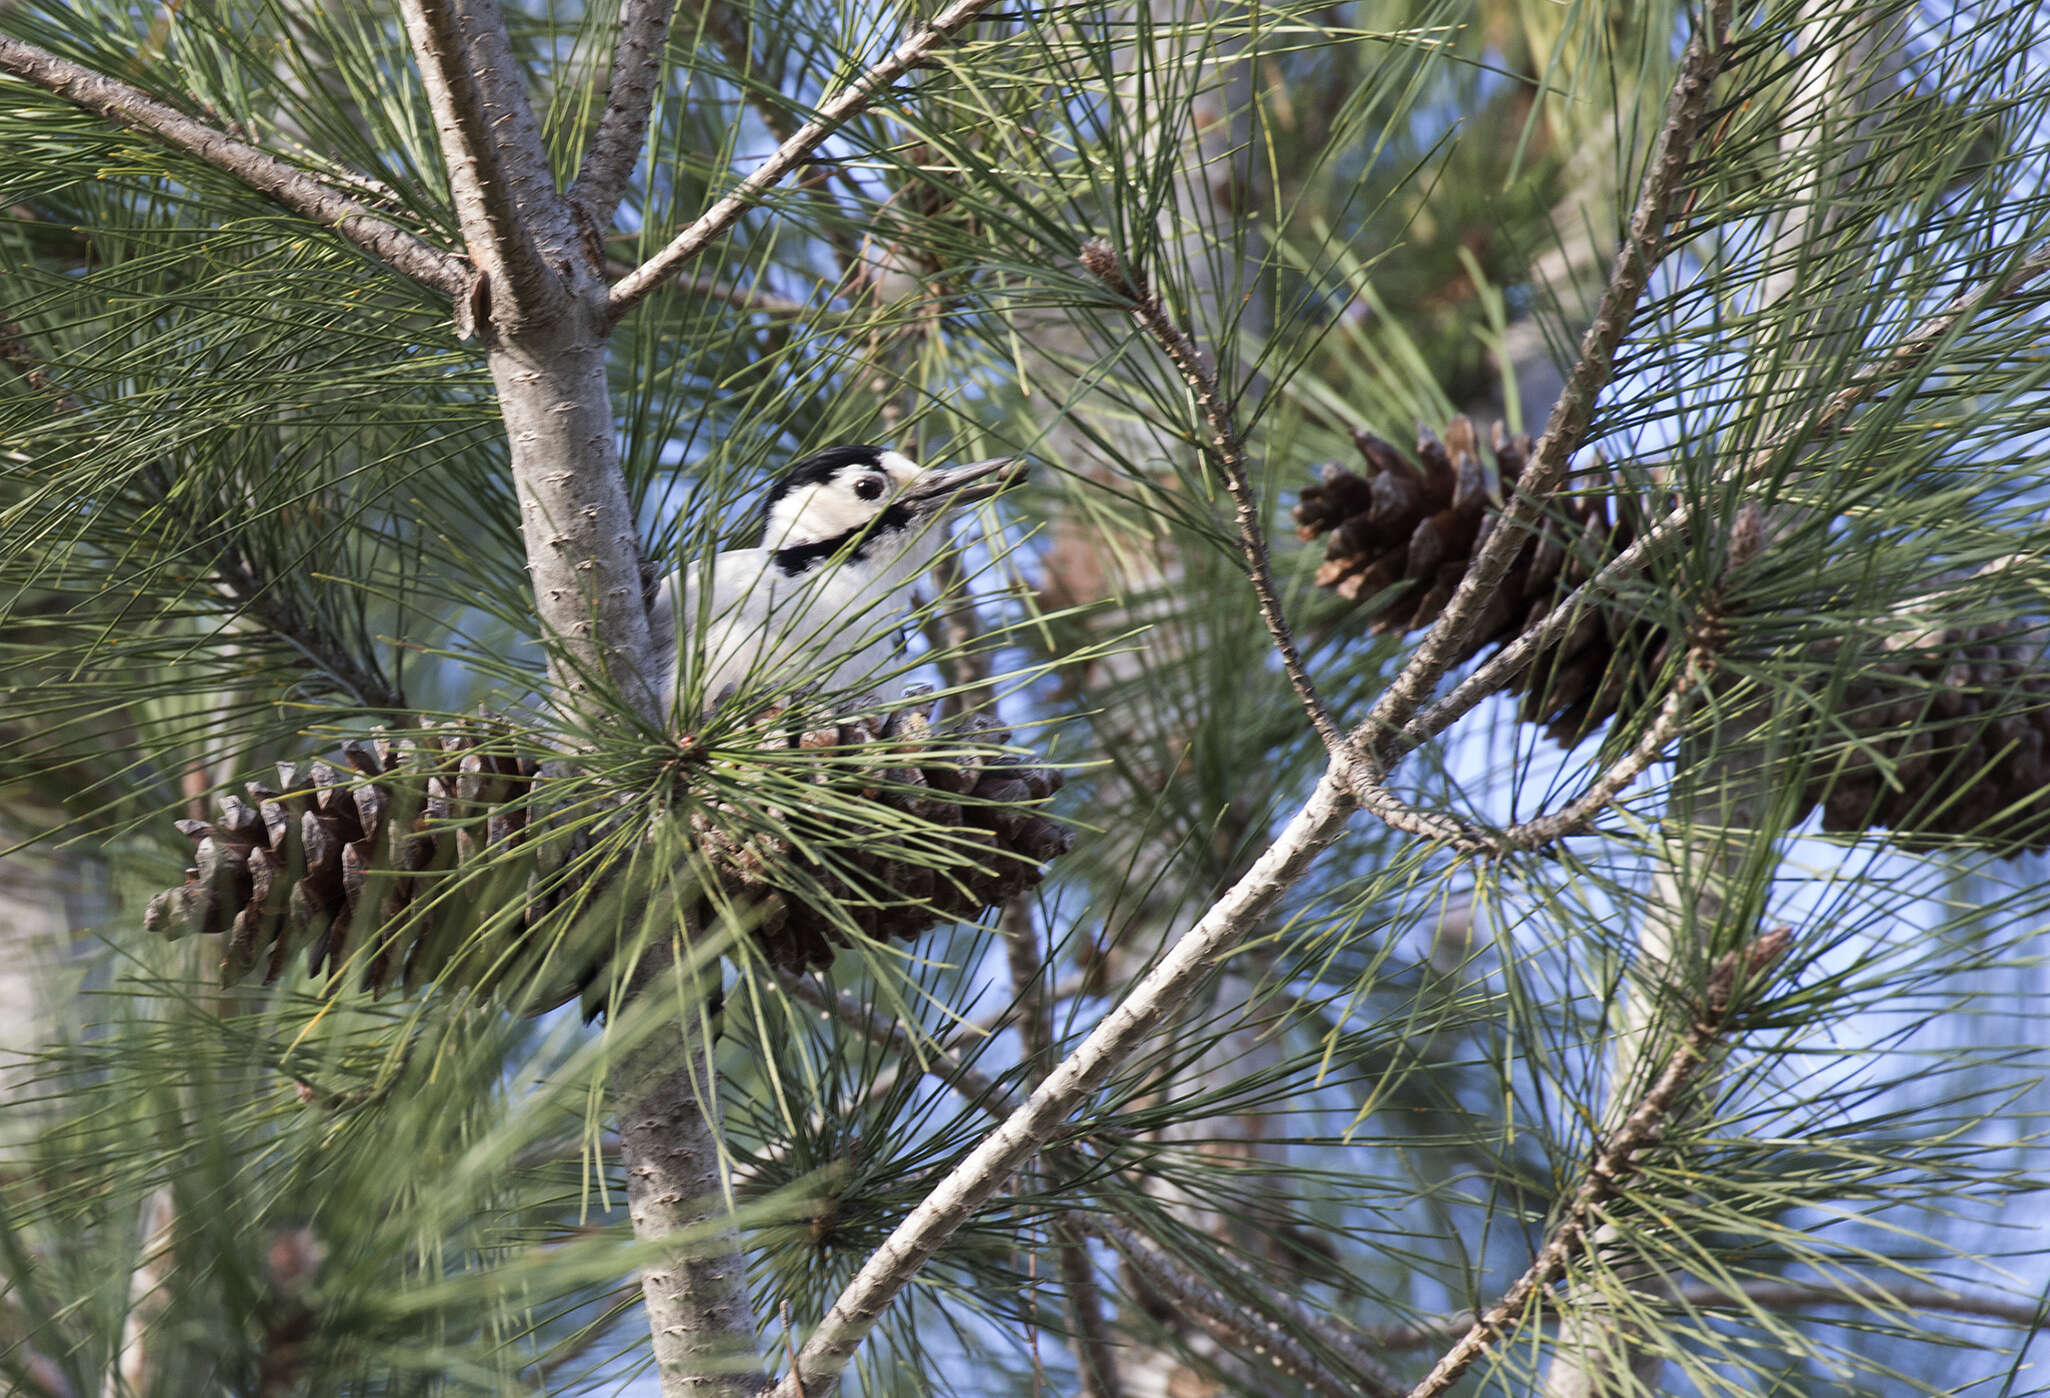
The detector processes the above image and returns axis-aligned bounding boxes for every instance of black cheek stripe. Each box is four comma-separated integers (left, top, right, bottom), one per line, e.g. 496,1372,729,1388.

771,503,913,577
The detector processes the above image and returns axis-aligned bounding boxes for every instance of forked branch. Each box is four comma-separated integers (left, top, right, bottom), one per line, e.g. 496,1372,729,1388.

1363,0,1733,753
1400,239,2050,758
1074,241,1495,850
1079,241,1711,855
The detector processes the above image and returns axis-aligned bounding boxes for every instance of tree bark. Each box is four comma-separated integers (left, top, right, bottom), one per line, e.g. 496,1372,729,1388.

485,299,660,714
396,7,757,1393
614,952,763,1396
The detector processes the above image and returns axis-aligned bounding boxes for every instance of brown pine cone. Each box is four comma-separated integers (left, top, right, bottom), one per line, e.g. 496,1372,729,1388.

1296,419,2050,852
1295,415,1663,742
1801,622,2050,851
146,702,1070,1005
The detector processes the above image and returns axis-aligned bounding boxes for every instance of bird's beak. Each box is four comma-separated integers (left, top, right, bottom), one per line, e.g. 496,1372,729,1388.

902,457,1027,512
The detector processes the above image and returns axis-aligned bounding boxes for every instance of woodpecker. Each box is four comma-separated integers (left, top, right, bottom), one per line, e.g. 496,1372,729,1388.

652,445,1023,716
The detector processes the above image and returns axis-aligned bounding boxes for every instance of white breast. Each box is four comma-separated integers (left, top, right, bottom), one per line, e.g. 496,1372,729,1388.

652,535,939,717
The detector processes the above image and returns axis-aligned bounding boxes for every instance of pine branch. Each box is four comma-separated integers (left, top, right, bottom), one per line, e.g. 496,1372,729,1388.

1399,238,2050,759
784,971,1401,1398
1363,0,1733,756
1086,1216,1403,1398
1075,240,1348,760
1403,927,1794,1398
0,36,467,297
395,7,745,1393
1049,1219,1121,1398
762,769,1360,1397
607,0,1001,319
571,0,680,227
399,0,580,326
0,323,405,712
1364,1280,2050,1349
685,0,868,277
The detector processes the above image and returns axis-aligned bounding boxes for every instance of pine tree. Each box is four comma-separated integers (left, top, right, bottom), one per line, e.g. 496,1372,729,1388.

5,2,2050,1397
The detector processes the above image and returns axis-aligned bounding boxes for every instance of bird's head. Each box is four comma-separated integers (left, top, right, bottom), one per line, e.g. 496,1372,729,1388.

757,445,1023,562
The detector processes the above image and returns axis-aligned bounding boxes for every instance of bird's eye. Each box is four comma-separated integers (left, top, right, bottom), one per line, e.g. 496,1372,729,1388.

854,475,885,501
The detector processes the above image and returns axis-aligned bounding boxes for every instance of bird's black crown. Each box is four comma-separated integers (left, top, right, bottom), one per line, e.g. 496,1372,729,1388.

758,444,887,529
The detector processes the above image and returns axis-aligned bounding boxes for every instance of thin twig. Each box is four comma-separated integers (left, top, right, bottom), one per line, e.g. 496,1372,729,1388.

602,265,836,319
1667,1280,2050,1331
781,975,1008,1106
609,0,1001,318
1402,927,1793,1398
1494,643,1709,851
1049,1218,1122,1398
1076,240,1347,759
686,0,868,276
920,551,999,721
1363,0,1732,759
1806,242,2050,441
570,0,680,226
0,36,467,297
1087,1216,1403,1398
777,1302,801,1390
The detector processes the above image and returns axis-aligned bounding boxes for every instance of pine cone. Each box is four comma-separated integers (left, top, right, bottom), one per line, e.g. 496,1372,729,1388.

687,698,1070,976
1296,418,2050,852
1802,621,2050,851
146,703,1069,1005
1295,415,1663,742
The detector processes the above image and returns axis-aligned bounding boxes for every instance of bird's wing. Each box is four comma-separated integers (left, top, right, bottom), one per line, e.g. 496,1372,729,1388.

654,550,778,713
